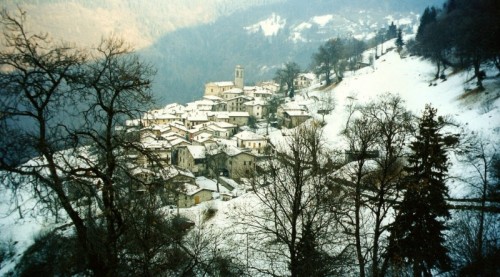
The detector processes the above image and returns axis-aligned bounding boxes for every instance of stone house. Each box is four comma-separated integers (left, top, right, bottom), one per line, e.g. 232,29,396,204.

244,98,267,119
283,110,311,128
226,95,252,112
294,73,315,89
222,146,257,180
178,176,231,207
178,185,213,208
234,130,267,154
177,145,206,175
227,150,256,180
244,86,273,99
257,81,280,93
184,112,209,129
222,88,244,101
228,111,249,126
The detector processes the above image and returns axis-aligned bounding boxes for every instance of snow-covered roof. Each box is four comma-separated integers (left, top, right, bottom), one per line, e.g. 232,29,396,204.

244,86,258,91
187,112,209,122
244,98,267,106
208,81,234,87
187,145,206,159
281,101,308,111
203,95,223,101
170,122,189,131
207,125,228,133
142,140,172,149
213,121,237,129
215,138,238,148
164,103,185,111
186,100,215,112
125,119,142,126
194,135,215,144
215,112,230,119
297,72,316,80
253,90,272,95
223,145,254,157
155,113,178,120
219,176,240,190
161,165,195,180
195,176,230,193
131,166,154,177
285,110,310,117
224,88,244,94
170,137,190,146
234,130,266,141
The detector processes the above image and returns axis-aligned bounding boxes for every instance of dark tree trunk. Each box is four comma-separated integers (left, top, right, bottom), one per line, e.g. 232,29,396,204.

473,58,484,90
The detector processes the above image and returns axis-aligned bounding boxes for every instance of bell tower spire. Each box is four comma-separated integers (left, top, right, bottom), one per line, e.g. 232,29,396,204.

235,65,244,89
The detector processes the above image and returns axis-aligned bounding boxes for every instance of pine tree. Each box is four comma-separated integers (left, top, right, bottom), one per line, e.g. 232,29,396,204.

386,105,452,277
416,7,437,44
395,29,404,54
386,22,398,39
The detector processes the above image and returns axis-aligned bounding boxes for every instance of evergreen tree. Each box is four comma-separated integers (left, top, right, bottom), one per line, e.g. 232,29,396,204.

416,7,437,44
295,223,331,276
386,22,398,39
395,28,404,54
386,105,452,277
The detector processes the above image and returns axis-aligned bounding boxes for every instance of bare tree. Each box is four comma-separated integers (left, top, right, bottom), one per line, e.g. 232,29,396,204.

240,121,352,276
317,92,335,124
361,94,414,277
341,106,379,277
340,93,415,277
0,8,102,273
0,10,162,275
452,133,500,274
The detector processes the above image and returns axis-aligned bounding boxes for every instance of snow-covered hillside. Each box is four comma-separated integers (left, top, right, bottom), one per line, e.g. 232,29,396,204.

245,11,421,42
181,46,500,274
1,44,498,274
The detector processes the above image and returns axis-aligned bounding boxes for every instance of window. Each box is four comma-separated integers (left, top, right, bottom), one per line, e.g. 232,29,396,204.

243,161,246,165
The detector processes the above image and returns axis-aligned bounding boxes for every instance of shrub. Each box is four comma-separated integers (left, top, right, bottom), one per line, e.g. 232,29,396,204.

15,230,87,277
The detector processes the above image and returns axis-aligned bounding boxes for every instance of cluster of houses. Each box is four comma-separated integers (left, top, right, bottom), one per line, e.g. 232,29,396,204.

126,65,315,208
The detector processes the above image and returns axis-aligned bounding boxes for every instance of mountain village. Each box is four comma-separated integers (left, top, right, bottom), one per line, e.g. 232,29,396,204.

126,65,316,208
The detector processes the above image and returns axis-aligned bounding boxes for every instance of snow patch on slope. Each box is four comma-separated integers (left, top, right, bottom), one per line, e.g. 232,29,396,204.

290,22,313,42
312,14,334,27
244,13,286,37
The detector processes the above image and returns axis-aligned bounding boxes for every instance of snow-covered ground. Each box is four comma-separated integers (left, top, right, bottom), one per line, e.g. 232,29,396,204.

1,44,499,274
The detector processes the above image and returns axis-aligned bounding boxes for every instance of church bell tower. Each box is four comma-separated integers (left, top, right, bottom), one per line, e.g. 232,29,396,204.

235,65,244,89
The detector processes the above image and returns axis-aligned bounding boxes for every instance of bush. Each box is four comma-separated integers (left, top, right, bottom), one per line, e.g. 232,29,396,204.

15,230,87,277
0,239,16,264
203,207,218,222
